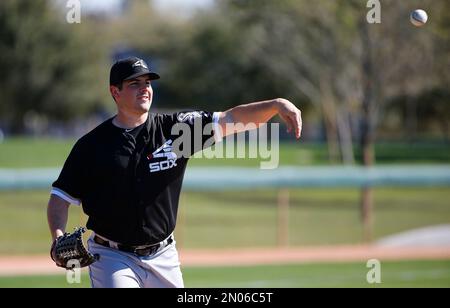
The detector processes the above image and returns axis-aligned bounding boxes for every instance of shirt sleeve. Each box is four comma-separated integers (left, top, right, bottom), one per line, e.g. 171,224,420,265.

158,111,221,158
51,139,87,205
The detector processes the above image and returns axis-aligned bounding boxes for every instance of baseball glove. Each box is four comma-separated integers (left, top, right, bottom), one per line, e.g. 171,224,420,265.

50,227,99,269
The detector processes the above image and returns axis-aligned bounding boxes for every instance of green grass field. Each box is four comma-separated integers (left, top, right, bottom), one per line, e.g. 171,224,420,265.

1,138,449,288
1,187,450,254
0,259,449,288
1,138,449,168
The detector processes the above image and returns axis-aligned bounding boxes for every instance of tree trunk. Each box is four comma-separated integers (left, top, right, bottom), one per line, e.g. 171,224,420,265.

321,82,341,164
336,107,355,165
323,109,340,164
361,187,373,242
359,20,378,243
277,189,290,247
9,112,26,135
406,96,417,143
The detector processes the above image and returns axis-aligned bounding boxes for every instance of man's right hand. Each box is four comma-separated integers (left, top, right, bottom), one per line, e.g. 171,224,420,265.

50,236,65,267
47,194,70,267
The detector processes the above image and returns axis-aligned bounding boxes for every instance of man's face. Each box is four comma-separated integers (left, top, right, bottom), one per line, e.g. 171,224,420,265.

111,75,153,114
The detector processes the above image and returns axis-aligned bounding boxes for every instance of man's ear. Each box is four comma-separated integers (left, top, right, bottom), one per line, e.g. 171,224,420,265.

110,85,120,101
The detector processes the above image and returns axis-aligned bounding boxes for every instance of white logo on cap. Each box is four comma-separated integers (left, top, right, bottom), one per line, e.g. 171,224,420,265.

132,60,148,69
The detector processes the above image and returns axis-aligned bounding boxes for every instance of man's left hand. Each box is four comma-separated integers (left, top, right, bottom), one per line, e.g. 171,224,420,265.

276,99,302,139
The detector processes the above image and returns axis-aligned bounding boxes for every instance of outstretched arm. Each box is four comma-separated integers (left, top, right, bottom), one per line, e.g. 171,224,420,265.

216,98,302,139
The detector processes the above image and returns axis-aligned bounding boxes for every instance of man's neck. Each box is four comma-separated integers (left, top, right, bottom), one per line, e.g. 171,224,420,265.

113,112,148,129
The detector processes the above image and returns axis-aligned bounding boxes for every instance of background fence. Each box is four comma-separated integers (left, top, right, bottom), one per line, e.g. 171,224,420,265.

2,165,450,190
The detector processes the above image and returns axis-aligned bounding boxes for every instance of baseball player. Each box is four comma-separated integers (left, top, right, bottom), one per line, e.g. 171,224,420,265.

47,56,302,288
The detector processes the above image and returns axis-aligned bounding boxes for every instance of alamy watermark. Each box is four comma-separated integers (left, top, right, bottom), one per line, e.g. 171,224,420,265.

366,0,381,24
366,259,382,284
65,1,381,25
66,0,81,24
167,121,280,170
66,259,81,284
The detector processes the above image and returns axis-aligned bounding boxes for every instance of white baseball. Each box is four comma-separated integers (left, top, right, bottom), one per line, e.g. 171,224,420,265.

410,9,428,27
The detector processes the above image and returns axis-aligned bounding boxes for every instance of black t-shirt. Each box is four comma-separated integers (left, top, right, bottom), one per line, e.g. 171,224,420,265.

52,111,218,245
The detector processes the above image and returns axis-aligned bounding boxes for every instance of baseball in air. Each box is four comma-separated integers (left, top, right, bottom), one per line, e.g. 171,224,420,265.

410,9,428,27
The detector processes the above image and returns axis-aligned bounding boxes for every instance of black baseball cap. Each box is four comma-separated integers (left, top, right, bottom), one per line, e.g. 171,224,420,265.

109,57,160,86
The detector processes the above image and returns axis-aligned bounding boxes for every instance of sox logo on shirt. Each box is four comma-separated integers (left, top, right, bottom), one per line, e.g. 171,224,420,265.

147,139,178,173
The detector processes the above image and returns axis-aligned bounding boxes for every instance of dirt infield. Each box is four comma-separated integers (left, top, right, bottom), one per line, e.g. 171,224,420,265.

1,245,450,276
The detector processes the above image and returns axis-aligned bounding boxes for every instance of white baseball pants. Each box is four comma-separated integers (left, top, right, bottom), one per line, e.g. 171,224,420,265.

87,236,184,288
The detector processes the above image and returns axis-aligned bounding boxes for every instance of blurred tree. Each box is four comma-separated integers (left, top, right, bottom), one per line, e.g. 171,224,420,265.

0,0,109,134
386,88,450,140
151,6,296,111
1,0,446,141
207,0,360,163
348,0,449,240
380,0,450,142
198,0,447,241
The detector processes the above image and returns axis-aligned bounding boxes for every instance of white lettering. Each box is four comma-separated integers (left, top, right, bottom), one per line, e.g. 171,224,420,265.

366,259,382,283
66,0,81,24
171,121,281,170
66,259,81,284
366,0,381,24
259,123,279,169
178,292,211,305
